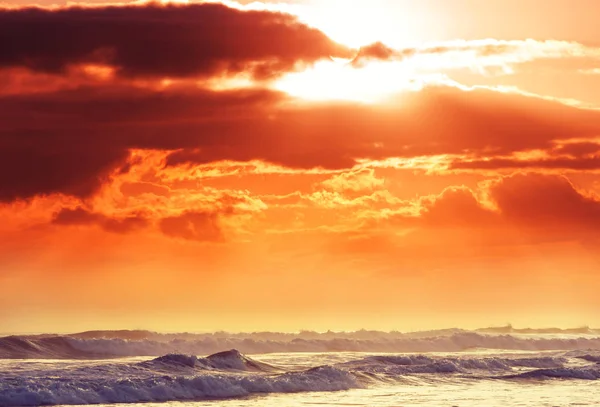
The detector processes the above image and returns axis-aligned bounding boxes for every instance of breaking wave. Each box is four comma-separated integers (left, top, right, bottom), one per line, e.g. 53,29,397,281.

1,348,600,406
502,367,600,380
139,350,280,372
0,350,358,407
2,329,600,359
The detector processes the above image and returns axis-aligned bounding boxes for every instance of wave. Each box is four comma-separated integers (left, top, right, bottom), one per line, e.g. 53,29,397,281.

501,367,600,380
69,330,158,341
2,349,600,406
576,354,600,363
3,331,600,359
338,354,568,377
139,350,280,372
203,349,280,372
0,350,358,407
0,367,358,406
0,336,107,359
477,324,600,335
328,353,600,382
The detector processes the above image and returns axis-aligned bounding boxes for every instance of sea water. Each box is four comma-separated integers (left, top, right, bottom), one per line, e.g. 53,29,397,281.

1,330,600,406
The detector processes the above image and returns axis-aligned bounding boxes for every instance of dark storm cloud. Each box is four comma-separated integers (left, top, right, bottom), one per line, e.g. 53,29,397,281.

0,2,350,78
0,86,280,202
0,141,129,202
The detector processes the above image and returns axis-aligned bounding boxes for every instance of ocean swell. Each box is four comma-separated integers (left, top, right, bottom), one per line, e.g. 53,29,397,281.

2,330,600,359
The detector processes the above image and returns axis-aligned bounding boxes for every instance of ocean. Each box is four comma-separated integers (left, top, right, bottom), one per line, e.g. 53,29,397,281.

1,329,600,406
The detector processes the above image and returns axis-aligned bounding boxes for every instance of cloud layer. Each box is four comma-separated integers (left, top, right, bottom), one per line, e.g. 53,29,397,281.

2,81,600,201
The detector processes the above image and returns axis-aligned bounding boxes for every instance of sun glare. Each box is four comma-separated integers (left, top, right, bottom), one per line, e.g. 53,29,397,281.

298,0,422,48
274,59,451,103
264,0,435,102
274,60,418,102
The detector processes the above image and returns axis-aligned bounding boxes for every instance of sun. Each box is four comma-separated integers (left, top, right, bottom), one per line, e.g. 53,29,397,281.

265,0,432,102
298,0,421,49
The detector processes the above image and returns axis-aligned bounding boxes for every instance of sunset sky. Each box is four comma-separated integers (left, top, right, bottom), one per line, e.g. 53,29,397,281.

1,0,600,334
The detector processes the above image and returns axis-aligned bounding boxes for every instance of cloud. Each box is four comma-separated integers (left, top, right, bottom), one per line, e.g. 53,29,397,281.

351,39,600,70
555,141,600,157
320,173,600,265
0,2,350,79
47,180,267,242
52,207,149,233
450,142,600,171
0,142,129,203
489,173,600,230
450,156,600,171
0,86,278,202
120,182,171,197
2,82,600,202
351,42,396,66
417,186,498,227
400,173,600,236
159,211,225,242
161,85,600,169
319,168,384,193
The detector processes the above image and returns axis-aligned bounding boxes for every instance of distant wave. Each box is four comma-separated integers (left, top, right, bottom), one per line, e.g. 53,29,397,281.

1,349,600,406
476,324,599,335
2,330,600,359
51,326,600,342
0,336,105,359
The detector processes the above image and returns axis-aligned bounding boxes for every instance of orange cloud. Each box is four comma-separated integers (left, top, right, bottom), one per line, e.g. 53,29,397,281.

350,39,600,74
52,207,149,234
159,211,225,242
319,168,384,193
417,186,499,228
449,141,600,172
383,173,600,244
2,82,600,202
489,173,600,231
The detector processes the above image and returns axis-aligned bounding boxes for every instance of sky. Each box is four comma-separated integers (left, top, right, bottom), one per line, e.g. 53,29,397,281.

1,0,600,333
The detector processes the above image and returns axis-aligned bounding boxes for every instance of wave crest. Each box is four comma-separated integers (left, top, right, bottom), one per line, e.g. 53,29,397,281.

503,367,600,380
139,350,279,373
